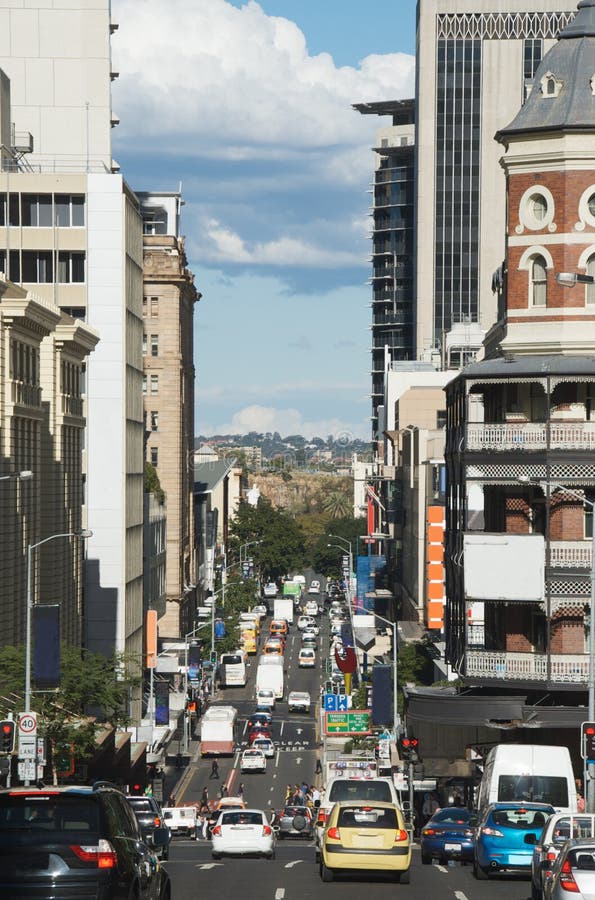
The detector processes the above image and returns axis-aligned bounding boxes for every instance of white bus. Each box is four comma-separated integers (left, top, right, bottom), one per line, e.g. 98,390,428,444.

219,651,247,688
200,705,238,756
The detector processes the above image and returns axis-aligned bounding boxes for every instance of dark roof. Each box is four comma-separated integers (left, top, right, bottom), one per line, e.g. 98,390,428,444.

498,0,595,139
353,99,415,125
193,459,234,493
456,354,595,382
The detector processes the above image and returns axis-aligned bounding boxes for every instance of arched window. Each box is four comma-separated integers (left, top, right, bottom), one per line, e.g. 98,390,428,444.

531,255,547,306
587,255,595,306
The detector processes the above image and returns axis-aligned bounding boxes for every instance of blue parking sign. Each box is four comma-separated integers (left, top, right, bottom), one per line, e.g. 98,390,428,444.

337,695,348,711
324,693,338,711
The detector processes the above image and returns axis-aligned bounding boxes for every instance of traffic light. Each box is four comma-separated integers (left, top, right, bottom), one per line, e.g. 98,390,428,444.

0,720,15,754
582,721,595,761
399,736,420,764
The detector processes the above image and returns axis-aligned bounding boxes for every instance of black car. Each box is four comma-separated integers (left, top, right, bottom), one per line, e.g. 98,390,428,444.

0,783,171,899
126,795,171,860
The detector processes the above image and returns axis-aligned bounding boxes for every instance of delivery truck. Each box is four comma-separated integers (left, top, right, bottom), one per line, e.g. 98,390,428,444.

274,596,294,625
200,705,238,756
256,661,284,700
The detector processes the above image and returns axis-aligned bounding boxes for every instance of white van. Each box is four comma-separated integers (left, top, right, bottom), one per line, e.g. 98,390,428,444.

256,662,284,700
476,744,577,813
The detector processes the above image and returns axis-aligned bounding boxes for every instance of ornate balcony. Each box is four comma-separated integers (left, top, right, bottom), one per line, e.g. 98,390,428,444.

61,394,83,417
466,422,595,452
465,649,588,684
549,541,591,568
11,381,41,408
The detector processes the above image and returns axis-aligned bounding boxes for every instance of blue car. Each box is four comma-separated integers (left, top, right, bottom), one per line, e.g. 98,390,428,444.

474,801,554,880
421,807,475,864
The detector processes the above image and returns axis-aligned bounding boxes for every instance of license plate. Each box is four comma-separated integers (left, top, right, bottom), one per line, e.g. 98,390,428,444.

444,843,462,853
509,854,528,865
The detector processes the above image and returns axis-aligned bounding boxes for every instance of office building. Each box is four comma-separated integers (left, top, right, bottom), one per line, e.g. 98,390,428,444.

138,190,199,637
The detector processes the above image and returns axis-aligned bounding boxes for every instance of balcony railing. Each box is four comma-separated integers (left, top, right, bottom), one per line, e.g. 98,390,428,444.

466,422,595,452
61,394,83,417
11,381,41,407
465,649,588,683
549,540,592,568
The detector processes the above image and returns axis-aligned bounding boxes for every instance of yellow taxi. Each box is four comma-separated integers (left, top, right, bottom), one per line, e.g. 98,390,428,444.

262,640,283,656
269,618,288,637
320,801,411,883
240,628,257,654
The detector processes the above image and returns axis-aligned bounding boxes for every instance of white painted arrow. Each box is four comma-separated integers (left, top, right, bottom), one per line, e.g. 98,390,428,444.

296,757,302,764
284,860,303,869
197,863,223,869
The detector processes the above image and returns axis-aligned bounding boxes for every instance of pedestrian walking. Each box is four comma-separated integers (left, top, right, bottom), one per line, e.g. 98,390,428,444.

284,784,292,804
219,784,228,799
210,759,219,779
199,787,210,813
315,757,323,775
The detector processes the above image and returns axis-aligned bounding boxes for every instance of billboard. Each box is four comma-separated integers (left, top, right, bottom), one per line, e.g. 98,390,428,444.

463,533,545,601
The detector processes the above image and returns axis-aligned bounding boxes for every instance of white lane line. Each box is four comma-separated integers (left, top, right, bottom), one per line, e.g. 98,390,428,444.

275,749,280,768
232,749,240,770
284,860,302,869
280,720,285,737
198,863,223,869
454,893,470,900
275,890,285,900
270,785,274,791
272,773,277,779
435,864,448,873
242,719,248,736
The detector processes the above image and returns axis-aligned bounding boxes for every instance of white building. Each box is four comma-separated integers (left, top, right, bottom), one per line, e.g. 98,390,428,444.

0,2,145,717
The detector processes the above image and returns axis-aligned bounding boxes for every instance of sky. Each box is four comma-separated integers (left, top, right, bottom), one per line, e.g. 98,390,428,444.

112,0,417,441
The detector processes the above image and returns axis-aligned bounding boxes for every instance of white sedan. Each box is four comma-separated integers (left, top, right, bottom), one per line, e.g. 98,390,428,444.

297,615,316,631
298,648,316,668
251,737,275,758
304,600,320,617
240,749,267,773
211,808,275,859
308,580,321,594
288,691,311,712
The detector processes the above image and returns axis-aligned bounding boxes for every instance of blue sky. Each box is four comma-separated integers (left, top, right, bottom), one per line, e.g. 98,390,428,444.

112,0,417,440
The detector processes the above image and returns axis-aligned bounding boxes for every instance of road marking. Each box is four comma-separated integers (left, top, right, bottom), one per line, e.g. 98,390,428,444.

454,893,470,900
198,863,223,869
272,773,277,779
435,864,448,873
284,860,303,868
270,785,274,791
275,890,285,899
296,757,302,764
275,749,280,768
242,719,248,736
280,720,285,737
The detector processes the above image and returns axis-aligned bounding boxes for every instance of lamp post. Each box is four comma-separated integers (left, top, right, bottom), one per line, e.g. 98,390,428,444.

24,528,92,786
520,475,595,811
556,272,595,287
0,470,33,482
328,540,361,683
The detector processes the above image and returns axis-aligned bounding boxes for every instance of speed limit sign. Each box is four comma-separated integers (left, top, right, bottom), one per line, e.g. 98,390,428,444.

18,712,37,736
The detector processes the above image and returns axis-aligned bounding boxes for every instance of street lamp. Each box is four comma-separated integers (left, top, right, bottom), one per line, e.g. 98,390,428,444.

0,470,33,482
24,528,92,787
520,475,595,811
556,272,595,287
239,539,262,565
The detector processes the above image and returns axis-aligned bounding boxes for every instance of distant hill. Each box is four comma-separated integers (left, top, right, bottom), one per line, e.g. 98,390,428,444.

196,431,372,465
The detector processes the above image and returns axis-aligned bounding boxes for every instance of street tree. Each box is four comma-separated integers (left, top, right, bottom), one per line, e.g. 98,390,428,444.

228,497,305,580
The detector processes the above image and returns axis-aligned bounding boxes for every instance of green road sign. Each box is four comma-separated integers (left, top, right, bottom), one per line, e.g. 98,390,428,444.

325,710,371,735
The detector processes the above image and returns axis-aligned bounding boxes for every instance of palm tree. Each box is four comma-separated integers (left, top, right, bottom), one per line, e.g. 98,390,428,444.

322,490,351,519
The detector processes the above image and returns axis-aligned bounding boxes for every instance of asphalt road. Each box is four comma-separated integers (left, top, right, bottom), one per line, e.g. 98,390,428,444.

163,599,529,899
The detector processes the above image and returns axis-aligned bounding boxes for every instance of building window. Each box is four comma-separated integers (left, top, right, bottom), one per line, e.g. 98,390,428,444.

529,194,547,222
150,297,159,317
150,375,158,394
150,411,159,431
142,376,147,395
0,249,21,281
150,447,158,466
54,195,85,227
150,334,159,356
523,38,542,80
58,252,85,283
437,410,447,429
530,255,547,306
21,194,53,227
142,333,147,355
21,251,53,283
586,256,595,306
0,193,19,226
61,307,86,320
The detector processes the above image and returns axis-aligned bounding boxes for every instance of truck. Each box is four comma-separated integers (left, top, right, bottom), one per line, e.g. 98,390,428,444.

256,661,284,700
199,705,238,756
274,595,294,625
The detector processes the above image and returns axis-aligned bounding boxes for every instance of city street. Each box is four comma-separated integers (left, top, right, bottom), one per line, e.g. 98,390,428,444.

161,605,532,900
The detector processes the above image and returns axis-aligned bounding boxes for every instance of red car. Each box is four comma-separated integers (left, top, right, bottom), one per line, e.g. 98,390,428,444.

248,727,272,745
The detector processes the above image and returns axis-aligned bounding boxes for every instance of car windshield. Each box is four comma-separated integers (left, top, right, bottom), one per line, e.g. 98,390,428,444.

551,817,595,843
222,812,263,826
490,808,549,830
497,775,568,808
0,795,100,833
222,654,243,664
338,806,398,829
127,799,153,813
431,808,472,824
328,782,393,803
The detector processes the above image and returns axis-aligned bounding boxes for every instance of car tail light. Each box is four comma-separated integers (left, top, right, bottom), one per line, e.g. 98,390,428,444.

317,811,327,826
212,826,221,836
70,839,117,869
559,858,579,893
547,850,557,862
327,827,341,840
394,829,408,842
422,828,436,836
263,825,272,836
481,826,503,837
153,816,161,827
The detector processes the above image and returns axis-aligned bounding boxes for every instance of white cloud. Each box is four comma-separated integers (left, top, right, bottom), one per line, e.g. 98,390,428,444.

200,404,369,441
112,0,415,158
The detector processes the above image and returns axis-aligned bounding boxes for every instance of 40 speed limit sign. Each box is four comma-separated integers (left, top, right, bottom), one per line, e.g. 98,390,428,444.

18,712,38,736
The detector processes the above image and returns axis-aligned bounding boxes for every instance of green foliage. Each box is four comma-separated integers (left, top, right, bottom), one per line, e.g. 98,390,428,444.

144,461,165,504
396,642,434,713
322,490,352,519
229,497,305,580
0,645,141,768
310,516,367,573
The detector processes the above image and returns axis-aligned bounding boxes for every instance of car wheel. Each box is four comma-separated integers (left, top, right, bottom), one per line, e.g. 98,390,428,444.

212,853,222,860
531,883,542,900
397,867,410,884
421,853,432,865
473,859,489,880
320,862,334,882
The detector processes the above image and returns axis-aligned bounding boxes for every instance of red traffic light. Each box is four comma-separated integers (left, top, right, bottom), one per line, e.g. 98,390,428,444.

586,727,595,735
1,724,11,734
402,738,411,747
